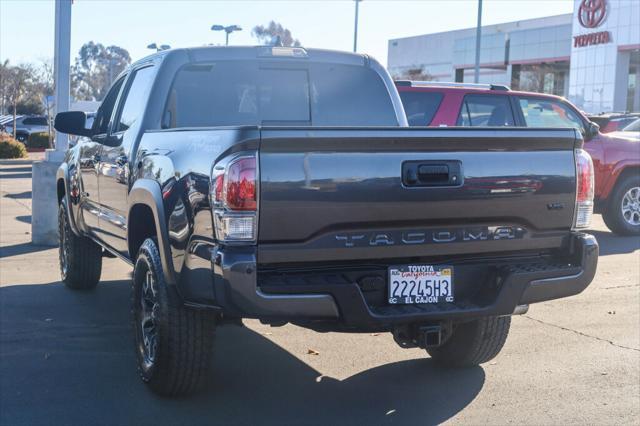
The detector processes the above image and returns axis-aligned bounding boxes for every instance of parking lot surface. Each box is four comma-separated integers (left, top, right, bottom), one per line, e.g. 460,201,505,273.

1,158,639,425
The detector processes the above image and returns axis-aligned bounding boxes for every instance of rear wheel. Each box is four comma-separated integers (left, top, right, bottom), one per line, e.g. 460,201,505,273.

132,238,216,396
58,200,102,289
426,316,510,367
602,174,640,236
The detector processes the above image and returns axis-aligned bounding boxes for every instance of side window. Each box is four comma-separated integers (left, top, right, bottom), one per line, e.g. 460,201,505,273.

398,91,444,126
93,77,125,135
23,117,47,126
115,66,155,132
518,97,585,132
456,95,515,127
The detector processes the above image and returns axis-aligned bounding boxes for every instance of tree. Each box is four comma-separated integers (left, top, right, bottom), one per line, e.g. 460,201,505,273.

3,63,36,139
392,67,435,81
252,21,301,47
12,60,54,116
71,41,131,101
0,60,11,115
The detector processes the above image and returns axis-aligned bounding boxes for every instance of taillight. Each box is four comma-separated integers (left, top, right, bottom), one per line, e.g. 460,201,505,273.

211,153,258,243
573,149,594,229
225,157,256,210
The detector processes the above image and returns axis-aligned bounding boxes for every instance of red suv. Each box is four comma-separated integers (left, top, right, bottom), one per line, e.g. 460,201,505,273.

396,81,640,236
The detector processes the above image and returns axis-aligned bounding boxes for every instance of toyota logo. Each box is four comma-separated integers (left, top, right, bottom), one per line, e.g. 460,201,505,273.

578,0,607,29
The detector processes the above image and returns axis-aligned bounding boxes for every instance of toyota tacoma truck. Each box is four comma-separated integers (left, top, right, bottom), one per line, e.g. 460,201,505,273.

54,46,598,397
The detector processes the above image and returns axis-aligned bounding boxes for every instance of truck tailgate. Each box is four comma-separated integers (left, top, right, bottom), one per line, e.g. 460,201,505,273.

257,128,579,264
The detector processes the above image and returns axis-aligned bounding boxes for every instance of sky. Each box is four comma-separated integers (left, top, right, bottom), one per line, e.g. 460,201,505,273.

0,0,575,68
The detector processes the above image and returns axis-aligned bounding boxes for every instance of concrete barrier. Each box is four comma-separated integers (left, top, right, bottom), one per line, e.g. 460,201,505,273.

31,160,61,246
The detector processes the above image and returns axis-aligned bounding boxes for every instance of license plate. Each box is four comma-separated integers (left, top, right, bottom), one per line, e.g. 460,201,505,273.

388,265,454,304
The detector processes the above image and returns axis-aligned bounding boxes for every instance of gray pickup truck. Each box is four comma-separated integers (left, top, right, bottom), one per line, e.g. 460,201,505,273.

54,46,598,397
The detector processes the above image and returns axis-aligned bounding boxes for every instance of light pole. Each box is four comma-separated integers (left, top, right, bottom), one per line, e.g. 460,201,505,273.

474,0,483,83
353,0,362,52
147,43,171,52
211,24,242,46
52,0,71,159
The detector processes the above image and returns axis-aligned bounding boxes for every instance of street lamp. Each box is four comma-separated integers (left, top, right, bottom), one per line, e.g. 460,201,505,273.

474,0,483,83
211,24,242,46
147,43,171,52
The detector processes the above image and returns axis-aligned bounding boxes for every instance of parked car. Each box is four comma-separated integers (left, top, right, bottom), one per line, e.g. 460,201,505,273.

396,81,640,236
587,112,640,133
54,47,597,397
605,118,640,142
3,115,50,142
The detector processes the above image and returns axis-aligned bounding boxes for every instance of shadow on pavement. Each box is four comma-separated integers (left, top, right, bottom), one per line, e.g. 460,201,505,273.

4,190,32,199
0,172,32,179
0,242,52,258
15,215,31,224
0,280,484,426
0,167,33,174
587,230,640,256
0,159,33,166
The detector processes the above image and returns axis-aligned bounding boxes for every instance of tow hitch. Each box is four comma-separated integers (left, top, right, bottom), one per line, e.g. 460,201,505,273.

392,323,450,349
422,325,442,347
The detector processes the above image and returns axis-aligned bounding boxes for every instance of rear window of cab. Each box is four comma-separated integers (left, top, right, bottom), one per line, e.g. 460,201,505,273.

163,60,398,128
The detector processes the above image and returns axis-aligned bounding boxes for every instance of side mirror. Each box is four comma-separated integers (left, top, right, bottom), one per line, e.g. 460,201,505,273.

54,111,92,137
585,121,600,139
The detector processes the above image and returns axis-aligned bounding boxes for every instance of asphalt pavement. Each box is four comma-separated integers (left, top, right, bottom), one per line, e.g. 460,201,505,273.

1,157,638,426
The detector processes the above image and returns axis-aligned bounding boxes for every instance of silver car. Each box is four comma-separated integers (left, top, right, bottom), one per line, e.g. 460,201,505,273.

3,115,50,142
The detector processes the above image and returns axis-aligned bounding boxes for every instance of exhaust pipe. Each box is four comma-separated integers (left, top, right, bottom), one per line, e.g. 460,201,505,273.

513,304,529,315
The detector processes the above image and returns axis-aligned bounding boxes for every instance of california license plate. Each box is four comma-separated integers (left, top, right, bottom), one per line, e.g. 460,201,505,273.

388,265,454,304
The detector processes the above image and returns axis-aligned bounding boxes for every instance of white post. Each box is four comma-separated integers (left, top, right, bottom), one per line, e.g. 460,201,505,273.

48,0,71,161
32,0,72,246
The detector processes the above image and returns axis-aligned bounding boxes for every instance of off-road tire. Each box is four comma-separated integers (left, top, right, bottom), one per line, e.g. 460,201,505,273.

58,199,102,289
426,316,510,367
132,238,215,396
602,174,640,236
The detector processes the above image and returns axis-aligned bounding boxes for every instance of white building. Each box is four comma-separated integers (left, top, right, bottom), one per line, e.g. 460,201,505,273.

387,0,639,113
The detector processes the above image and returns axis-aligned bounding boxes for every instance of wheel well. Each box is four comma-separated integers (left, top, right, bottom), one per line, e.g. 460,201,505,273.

57,179,65,204
128,204,157,260
616,166,640,186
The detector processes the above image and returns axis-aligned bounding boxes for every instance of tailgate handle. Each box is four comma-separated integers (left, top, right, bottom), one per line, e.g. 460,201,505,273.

403,161,462,187
418,164,449,181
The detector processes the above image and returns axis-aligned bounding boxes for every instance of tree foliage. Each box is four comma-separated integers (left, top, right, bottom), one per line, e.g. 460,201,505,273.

252,21,301,47
392,67,435,81
0,62,39,138
71,41,131,101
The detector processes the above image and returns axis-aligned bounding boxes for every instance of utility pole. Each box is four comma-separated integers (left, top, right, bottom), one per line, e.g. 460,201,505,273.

474,0,483,83
353,0,362,52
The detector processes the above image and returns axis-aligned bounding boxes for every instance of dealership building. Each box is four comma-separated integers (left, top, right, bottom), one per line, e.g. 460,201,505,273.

387,0,640,113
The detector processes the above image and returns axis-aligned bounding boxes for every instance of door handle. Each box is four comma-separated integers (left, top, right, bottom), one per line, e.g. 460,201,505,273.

115,155,128,167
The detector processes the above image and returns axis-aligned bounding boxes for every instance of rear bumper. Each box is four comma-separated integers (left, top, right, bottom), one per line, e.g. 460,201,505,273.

211,232,598,329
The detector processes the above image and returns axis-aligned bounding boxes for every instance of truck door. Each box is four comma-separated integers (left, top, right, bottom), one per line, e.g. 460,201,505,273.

78,77,125,235
98,65,155,256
